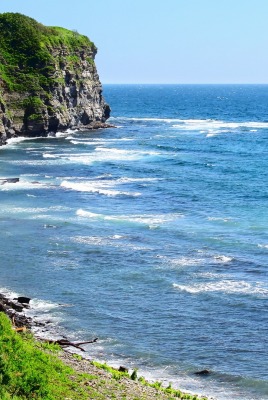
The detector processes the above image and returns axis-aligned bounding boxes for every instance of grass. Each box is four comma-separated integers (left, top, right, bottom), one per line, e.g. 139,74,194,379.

0,12,98,130
0,312,208,400
0,12,96,93
0,313,94,399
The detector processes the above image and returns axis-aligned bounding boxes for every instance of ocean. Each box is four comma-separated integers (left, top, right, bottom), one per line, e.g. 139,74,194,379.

0,84,267,400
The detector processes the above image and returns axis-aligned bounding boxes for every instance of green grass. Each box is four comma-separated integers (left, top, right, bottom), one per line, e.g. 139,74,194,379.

0,312,96,399
0,12,100,130
0,312,207,400
92,360,129,380
0,12,96,93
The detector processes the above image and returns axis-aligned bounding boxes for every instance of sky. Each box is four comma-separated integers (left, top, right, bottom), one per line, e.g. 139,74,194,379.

1,0,268,84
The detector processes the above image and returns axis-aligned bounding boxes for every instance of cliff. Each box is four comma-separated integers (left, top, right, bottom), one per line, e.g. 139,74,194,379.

0,13,111,145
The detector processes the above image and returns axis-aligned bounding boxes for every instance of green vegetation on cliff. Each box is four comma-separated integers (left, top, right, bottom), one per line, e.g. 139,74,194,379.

0,12,109,140
0,313,206,400
0,312,86,399
0,12,96,93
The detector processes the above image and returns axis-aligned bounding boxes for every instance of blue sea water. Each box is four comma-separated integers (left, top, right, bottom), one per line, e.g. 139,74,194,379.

0,84,268,399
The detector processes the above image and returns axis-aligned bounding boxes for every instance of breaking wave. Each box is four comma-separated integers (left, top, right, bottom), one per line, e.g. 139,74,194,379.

61,180,141,197
173,280,268,297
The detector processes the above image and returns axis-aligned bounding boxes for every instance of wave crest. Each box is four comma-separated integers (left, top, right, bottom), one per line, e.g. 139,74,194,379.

61,180,141,197
173,280,268,297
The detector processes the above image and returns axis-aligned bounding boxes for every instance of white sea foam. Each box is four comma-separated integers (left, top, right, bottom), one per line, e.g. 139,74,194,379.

109,116,176,123
44,224,57,229
61,180,141,197
9,159,63,166
66,148,146,164
206,133,218,137
214,255,233,263
2,206,50,214
43,153,58,158
111,234,123,239
129,213,183,226
168,119,268,137
70,140,95,145
76,209,183,228
111,116,268,129
73,234,152,252
76,209,102,219
28,299,62,312
20,173,41,177
169,257,204,267
60,175,158,189
55,129,75,137
41,152,87,162
1,204,69,215
178,120,268,129
196,272,230,279
257,243,268,249
72,235,110,247
116,176,160,183
0,289,63,328
0,287,20,300
208,216,232,222
5,136,43,145
173,280,268,297
0,180,47,191
76,210,141,225
95,146,160,157
24,299,67,339
160,252,233,271
69,138,134,146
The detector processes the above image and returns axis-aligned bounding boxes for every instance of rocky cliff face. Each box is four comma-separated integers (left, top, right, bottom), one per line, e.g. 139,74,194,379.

0,13,110,145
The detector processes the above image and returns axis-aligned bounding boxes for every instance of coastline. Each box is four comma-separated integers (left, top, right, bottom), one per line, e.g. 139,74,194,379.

0,291,211,400
0,85,267,400
0,121,115,147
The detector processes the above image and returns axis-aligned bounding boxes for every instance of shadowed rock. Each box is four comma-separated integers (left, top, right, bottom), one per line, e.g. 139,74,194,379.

14,296,31,304
194,369,210,376
118,366,129,373
0,178,20,185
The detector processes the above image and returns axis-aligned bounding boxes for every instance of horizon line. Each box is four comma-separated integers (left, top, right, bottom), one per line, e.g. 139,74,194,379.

102,82,268,85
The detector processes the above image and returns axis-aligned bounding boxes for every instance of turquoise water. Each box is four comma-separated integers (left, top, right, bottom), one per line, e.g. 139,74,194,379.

0,85,267,399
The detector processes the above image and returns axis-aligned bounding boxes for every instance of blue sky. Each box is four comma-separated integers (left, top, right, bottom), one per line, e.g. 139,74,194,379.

1,0,268,83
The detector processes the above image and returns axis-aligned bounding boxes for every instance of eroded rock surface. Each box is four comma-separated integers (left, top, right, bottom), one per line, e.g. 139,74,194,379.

0,13,111,145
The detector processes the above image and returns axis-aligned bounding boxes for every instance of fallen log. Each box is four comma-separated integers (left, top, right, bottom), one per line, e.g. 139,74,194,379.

46,338,98,352
75,339,98,346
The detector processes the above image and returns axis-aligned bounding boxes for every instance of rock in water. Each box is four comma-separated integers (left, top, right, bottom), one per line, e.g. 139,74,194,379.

0,12,111,145
0,178,20,185
16,296,31,304
194,369,210,376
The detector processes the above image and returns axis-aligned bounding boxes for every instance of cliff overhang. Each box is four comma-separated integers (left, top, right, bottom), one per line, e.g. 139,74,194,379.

0,13,111,145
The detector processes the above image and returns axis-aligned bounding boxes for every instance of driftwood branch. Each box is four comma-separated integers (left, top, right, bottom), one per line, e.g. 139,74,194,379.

75,339,98,346
46,338,98,352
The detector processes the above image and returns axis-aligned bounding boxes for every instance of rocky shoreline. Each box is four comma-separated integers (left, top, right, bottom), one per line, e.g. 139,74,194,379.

0,292,86,344
0,292,33,329
0,121,115,146
0,292,211,400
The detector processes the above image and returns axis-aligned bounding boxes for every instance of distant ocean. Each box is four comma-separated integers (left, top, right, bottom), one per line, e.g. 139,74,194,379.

0,84,267,400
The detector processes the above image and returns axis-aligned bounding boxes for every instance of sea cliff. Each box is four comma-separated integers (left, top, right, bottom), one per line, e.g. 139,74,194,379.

0,13,110,145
